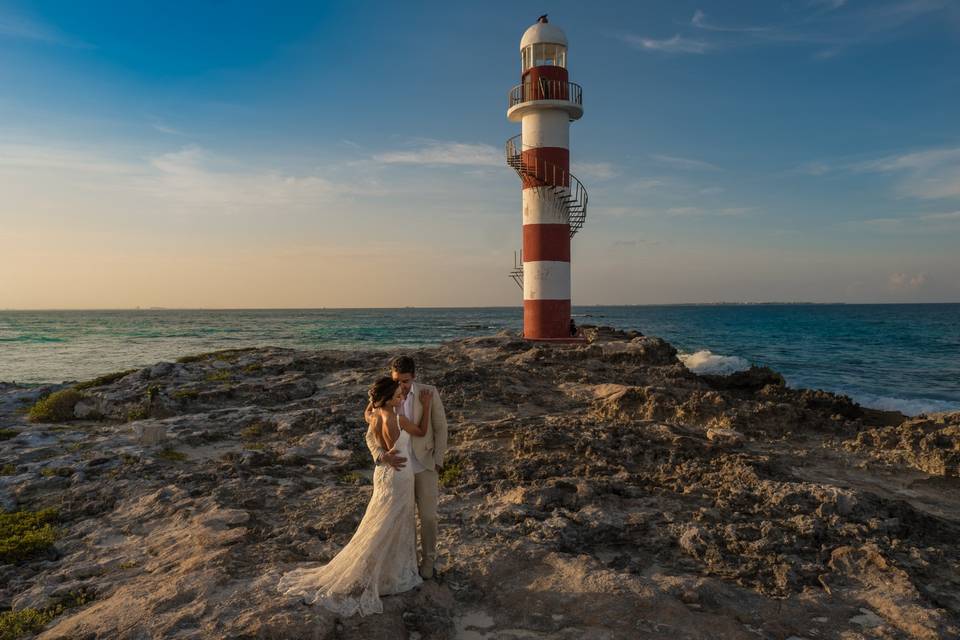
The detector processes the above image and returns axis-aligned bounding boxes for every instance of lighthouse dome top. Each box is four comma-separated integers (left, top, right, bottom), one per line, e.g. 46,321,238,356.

520,19,567,49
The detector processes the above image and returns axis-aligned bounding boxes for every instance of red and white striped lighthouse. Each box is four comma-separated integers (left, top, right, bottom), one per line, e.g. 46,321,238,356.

506,15,587,341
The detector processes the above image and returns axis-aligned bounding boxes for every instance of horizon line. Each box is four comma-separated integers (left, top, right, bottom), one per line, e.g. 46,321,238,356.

2,301,959,312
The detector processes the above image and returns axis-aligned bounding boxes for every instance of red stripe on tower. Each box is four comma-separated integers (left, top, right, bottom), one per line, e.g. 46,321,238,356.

522,224,570,262
523,300,572,339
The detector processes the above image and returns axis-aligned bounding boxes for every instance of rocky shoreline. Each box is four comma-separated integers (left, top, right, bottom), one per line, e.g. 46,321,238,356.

1,327,959,639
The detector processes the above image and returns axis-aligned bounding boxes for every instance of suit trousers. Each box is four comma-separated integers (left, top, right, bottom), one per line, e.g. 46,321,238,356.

413,467,438,569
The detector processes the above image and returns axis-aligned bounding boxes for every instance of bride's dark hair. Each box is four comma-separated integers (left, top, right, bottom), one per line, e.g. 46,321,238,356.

368,376,400,408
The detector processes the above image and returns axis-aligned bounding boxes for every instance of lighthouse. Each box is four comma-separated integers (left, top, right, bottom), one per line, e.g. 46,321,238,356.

506,15,587,341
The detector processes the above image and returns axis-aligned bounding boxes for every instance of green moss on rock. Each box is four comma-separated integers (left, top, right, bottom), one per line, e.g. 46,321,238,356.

338,471,369,485
156,447,187,462
0,508,59,563
176,347,256,364
39,467,72,478
0,589,94,640
126,404,150,422
27,389,83,423
439,460,464,487
74,368,138,391
0,607,52,640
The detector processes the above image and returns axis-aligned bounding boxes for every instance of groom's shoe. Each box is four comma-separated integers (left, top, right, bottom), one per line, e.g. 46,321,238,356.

419,564,434,580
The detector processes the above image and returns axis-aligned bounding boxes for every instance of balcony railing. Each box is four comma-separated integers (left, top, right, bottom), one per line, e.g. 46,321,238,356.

508,80,583,109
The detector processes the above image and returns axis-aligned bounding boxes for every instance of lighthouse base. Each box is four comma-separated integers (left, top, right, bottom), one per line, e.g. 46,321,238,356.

523,335,588,344
523,299,576,341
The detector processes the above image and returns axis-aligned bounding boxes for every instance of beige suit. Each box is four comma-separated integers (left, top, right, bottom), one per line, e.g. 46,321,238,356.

365,381,448,572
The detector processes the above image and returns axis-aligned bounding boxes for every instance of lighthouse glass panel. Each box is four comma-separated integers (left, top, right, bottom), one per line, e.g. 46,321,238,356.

522,44,566,70
535,43,566,67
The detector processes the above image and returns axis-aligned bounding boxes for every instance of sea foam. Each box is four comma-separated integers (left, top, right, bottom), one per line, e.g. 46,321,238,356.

679,350,751,375
846,393,960,418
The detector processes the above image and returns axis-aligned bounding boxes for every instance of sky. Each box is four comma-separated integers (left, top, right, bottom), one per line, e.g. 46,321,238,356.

1,0,958,309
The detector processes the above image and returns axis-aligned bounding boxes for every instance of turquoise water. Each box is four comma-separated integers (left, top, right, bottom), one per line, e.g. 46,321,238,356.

1,305,958,416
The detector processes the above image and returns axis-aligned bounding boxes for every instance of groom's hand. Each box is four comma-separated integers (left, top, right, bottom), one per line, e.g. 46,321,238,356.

381,449,407,471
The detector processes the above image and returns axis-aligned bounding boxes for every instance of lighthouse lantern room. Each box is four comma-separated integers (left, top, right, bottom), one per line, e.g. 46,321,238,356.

505,15,587,341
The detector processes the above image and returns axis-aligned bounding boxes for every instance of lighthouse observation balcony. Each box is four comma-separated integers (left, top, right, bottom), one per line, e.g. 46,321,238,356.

505,134,587,238
507,80,583,122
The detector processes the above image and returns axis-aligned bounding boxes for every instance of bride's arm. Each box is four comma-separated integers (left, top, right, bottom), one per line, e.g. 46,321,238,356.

365,410,386,463
397,389,432,437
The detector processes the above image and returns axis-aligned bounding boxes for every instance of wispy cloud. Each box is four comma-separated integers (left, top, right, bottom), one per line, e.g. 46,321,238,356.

716,206,756,216
0,143,134,175
796,161,832,176
850,210,960,236
591,205,661,218
140,145,354,210
690,9,770,33
800,145,960,201
0,8,90,47
623,2,951,59
867,210,960,223
0,139,519,224
666,205,754,217
855,146,960,200
920,210,960,221
889,272,927,290
151,122,184,136
620,33,710,54
666,206,703,216
809,0,848,11
611,238,664,248
625,178,668,192
373,141,500,167
651,154,720,171
0,142,360,216
855,146,960,173
572,161,619,180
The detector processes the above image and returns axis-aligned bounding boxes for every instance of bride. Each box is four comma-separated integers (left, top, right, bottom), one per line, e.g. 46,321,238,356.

277,376,433,616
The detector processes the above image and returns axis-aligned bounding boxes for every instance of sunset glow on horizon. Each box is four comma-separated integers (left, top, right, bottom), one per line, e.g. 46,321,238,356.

2,1,959,309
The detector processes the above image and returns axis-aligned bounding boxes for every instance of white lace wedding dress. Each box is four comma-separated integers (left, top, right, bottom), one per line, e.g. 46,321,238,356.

276,416,422,616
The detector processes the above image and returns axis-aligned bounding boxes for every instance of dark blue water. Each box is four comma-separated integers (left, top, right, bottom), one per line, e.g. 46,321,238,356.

1,305,958,415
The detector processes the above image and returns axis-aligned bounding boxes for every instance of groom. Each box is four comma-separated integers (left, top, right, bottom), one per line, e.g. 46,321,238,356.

364,355,448,579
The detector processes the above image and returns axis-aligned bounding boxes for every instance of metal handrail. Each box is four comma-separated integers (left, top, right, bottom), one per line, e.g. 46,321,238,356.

504,135,588,237
508,80,583,109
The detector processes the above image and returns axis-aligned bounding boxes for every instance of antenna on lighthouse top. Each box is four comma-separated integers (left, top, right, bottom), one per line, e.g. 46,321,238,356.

537,14,548,23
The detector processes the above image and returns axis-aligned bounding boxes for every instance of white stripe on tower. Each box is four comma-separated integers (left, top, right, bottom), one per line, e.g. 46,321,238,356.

523,261,571,300
521,110,569,149
522,189,571,225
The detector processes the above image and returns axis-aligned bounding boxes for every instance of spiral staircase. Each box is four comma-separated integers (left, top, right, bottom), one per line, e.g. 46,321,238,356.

505,134,588,288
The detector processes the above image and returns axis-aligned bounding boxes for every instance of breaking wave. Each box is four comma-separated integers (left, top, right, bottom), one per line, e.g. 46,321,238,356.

847,393,960,418
679,350,751,375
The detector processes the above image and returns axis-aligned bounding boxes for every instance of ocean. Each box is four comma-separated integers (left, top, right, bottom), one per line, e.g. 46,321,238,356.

1,305,958,416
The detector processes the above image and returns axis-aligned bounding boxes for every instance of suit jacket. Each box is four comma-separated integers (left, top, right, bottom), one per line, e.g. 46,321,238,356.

365,380,448,471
